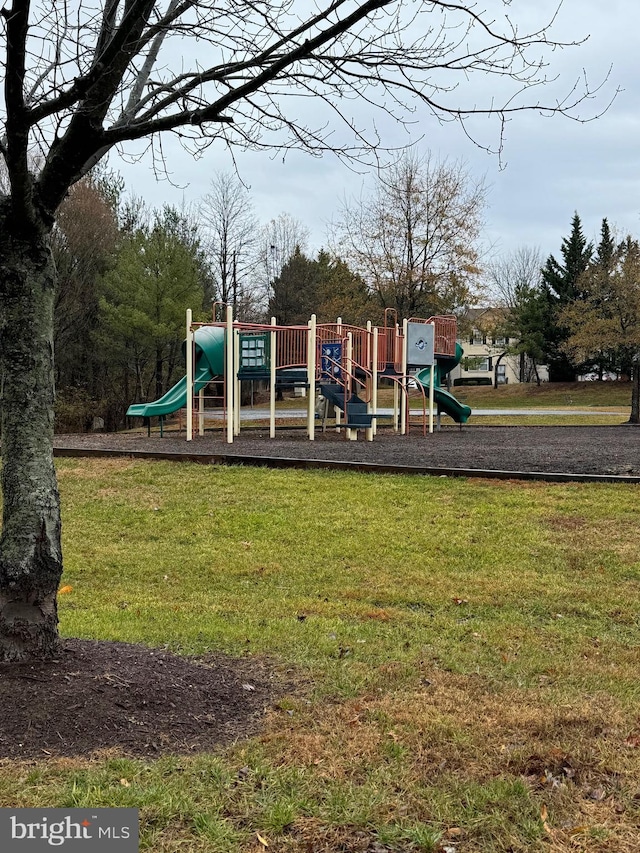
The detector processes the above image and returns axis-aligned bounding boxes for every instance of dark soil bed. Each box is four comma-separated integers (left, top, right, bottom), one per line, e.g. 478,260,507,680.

0,639,285,761
55,424,640,477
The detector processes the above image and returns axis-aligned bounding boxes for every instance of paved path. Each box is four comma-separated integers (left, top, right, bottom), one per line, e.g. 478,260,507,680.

456,408,623,417
201,407,624,420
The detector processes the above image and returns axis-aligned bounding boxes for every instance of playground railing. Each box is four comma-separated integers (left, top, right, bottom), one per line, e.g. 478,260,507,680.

315,325,373,401
199,314,457,384
212,321,311,372
316,350,372,402
408,315,457,357
275,325,309,370
374,326,403,371
316,324,370,367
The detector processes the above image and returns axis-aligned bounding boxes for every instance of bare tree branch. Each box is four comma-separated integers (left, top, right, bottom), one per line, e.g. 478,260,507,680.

1,0,615,220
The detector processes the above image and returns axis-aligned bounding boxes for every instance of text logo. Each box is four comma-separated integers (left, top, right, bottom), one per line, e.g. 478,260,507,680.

0,809,138,851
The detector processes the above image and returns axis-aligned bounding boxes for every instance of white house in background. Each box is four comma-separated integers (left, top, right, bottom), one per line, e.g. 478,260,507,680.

449,308,549,386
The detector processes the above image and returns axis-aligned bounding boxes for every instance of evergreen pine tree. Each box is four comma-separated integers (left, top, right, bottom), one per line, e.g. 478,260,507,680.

314,251,370,324
584,218,617,377
559,234,640,419
268,247,319,324
541,213,593,381
594,218,615,271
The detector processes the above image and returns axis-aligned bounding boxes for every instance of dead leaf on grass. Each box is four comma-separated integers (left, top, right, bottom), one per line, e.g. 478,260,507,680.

587,787,606,801
569,825,590,836
363,608,391,621
256,832,269,847
444,827,464,839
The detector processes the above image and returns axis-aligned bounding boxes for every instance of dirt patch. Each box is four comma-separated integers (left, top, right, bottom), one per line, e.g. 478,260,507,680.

546,515,588,532
0,639,287,760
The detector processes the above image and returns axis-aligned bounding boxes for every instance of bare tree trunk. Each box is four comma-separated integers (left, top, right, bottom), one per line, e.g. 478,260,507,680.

493,351,507,389
629,358,640,425
156,347,163,400
0,212,62,661
533,360,541,386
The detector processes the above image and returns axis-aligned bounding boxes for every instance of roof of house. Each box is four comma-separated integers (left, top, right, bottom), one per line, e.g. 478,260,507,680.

459,306,508,331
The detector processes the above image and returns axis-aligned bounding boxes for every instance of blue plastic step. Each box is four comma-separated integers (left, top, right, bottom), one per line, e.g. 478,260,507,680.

320,384,373,428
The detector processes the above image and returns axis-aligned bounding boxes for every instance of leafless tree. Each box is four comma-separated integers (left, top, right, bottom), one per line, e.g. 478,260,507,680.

486,246,547,383
333,151,487,319
258,213,311,315
488,246,545,310
0,0,611,660
200,172,261,320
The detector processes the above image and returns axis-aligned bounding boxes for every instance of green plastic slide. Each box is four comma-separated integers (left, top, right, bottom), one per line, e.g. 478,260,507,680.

412,343,472,424
126,326,225,420
125,364,214,419
413,371,472,424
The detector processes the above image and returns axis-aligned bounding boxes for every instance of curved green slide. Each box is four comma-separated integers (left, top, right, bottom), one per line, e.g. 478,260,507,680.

126,326,225,419
413,343,472,424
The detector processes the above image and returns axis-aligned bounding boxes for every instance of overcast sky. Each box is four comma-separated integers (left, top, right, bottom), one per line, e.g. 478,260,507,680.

110,0,638,266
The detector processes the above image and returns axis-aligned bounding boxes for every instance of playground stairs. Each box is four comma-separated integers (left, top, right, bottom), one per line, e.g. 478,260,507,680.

319,383,374,429
380,363,401,377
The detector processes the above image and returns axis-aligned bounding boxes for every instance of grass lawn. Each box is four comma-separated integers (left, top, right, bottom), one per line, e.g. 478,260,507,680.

2,458,640,851
403,381,631,426
446,381,632,410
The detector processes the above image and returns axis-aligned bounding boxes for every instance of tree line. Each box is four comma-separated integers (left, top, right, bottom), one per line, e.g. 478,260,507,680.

56,167,640,433
490,214,640,420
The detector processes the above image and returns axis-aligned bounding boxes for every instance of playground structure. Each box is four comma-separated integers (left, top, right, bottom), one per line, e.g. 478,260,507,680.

126,306,471,442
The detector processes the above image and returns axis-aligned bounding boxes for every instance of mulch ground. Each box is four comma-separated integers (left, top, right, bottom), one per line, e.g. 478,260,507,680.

0,639,287,761
55,423,640,476
4,423,638,763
